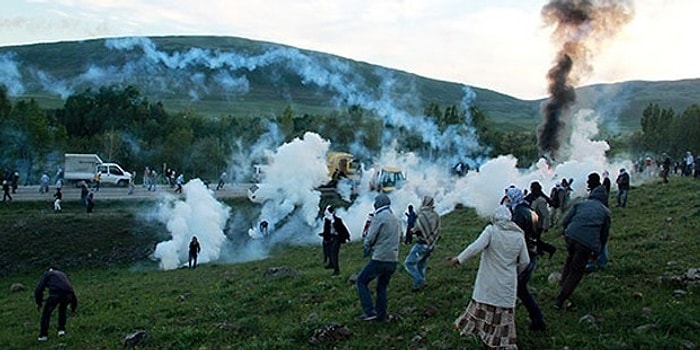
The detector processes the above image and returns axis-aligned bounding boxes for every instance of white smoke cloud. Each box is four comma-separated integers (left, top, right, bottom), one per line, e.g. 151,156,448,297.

248,132,330,240
0,53,25,95
152,179,231,270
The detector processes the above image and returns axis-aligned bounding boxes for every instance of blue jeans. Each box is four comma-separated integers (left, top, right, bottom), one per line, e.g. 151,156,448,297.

617,189,628,207
517,257,545,327
404,243,432,289
357,260,397,320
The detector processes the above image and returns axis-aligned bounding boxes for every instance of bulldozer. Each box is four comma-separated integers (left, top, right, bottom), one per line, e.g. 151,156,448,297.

325,152,361,187
369,166,406,193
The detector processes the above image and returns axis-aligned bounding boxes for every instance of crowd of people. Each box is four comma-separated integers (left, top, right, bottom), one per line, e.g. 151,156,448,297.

308,167,624,348
25,163,639,346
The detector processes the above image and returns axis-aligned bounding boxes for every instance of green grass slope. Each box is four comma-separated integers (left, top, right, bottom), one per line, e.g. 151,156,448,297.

9,36,699,134
1,178,699,349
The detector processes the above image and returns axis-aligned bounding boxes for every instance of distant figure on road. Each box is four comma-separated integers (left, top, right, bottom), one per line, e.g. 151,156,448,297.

2,180,11,201
94,172,101,191
40,172,50,194
34,268,78,342
56,166,64,183
142,167,150,188
128,170,136,195
216,171,227,190
86,192,94,213
80,181,89,206
11,171,19,193
174,173,184,193
189,236,201,269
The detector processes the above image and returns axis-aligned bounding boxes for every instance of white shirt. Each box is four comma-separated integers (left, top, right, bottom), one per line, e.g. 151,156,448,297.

457,223,530,308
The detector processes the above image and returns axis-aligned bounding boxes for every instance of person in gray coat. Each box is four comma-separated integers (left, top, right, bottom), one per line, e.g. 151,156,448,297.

356,193,402,322
555,181,611,309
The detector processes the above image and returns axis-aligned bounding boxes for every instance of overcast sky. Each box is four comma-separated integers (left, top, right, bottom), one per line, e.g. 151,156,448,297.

1,0,698,100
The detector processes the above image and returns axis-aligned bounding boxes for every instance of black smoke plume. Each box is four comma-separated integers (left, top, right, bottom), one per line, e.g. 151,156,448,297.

538,0,634,159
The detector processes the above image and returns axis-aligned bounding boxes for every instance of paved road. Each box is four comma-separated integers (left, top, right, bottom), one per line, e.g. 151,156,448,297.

4,183,252,202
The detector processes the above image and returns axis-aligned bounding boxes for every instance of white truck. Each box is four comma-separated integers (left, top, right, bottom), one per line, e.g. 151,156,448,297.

63,153,132,187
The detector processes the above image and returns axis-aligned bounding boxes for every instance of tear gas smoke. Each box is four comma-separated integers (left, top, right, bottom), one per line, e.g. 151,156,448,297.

152,179,231,270
247,132,329,241
2,37,485,167
0,53,25,95
538,0,634,159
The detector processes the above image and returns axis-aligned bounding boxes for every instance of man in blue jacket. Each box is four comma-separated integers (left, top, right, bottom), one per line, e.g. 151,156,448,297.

555,174,612,309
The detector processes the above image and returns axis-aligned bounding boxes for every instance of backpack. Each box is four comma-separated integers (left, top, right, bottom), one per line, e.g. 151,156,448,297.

549,187,561,208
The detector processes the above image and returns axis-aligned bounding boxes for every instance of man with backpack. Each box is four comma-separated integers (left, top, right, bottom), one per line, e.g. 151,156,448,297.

549,178,573,225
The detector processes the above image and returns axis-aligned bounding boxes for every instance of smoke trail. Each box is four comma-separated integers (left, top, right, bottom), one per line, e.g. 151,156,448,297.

0,53,25,96
4,36,486,165
538,0,634,159
152,179,231,270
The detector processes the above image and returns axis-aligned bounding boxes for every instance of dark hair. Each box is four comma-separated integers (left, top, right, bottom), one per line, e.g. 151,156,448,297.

530,181,543,195
587,172,601,190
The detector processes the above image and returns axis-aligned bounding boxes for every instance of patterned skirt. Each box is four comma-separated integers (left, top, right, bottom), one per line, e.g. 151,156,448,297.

454,299,518,349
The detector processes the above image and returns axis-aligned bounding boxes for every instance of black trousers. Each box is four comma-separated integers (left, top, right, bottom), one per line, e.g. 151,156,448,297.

40,293,73,337
328,237,341,273
556,237,593,305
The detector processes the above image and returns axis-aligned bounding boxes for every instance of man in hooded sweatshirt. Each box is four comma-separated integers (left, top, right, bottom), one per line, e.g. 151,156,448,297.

404,196,441,291
357,193,402,322
555,174,611,310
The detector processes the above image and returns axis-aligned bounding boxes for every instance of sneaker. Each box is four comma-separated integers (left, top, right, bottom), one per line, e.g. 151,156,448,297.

357,313,378,321
58,330,66,337
38,336,48,341
553,300,574,311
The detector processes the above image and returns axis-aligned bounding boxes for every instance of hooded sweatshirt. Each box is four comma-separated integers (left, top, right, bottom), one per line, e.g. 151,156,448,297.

413,196,441,247
364,194,401,262
456,205,530,308
562,186,612,254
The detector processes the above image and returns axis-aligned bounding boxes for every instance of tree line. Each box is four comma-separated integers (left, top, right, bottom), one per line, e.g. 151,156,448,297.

1,83,697,184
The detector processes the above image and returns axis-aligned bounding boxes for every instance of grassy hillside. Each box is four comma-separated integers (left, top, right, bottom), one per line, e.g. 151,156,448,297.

1,177,699,349
5,36,698,134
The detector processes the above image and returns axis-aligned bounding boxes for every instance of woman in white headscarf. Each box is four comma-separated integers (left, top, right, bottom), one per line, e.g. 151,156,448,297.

448,205,530,349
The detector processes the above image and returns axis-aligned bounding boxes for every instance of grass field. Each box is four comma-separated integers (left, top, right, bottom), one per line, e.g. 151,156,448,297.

1,177,699,349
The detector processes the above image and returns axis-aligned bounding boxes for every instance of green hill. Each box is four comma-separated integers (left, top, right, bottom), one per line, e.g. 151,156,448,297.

1,177,699,348
3,36,698,133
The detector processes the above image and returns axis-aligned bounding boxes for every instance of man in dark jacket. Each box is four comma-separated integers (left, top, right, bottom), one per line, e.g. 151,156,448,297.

34,268,78,341
555,182,611,309
615,168,630,207
506,186,546,331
